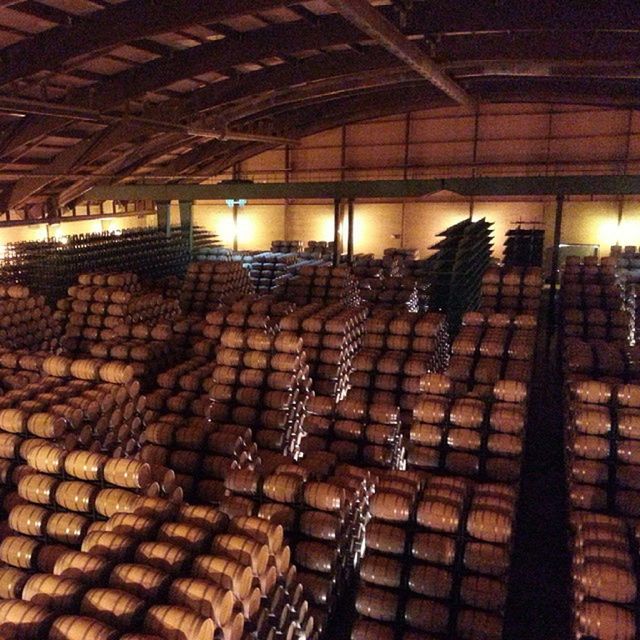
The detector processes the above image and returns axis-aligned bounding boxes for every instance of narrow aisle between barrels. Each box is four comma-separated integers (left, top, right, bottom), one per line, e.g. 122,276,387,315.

504,298,570,640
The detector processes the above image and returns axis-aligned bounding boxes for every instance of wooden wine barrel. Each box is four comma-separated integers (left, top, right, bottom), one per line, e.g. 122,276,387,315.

0,536,40,569
168,577,234,626
191,555,253,599
370,491,412,523
80,587,145,630
355,585,398,622
109,563,169,602
49,614,119,640
0,599,54,639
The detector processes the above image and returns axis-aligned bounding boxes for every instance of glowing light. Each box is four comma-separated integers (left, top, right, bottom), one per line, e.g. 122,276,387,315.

225,199,247,208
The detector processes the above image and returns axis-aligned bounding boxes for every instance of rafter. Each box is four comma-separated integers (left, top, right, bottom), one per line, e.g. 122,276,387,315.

0,0,295,87
325,0,472,106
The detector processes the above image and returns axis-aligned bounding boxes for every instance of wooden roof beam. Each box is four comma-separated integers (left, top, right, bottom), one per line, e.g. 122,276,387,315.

0,0,295,86
326,0,473,106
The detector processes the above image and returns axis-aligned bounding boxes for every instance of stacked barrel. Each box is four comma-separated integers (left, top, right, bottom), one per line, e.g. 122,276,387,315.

276,265,361,307
223,463,371,637
192,295,294,360
0,354,149,513
570,511,637,640
358,274,420,311
244,252,299,293
139,412,258,504
563,339,640,385
447,311,537,395
323,393,405,469
479,265,543,316
208,326,311,458
280,302,367,402
0,485,313,640
180,261,254,314
0,283,60,350
271,240,303,253
57,272,180,356
566,380,640,518
407,375,526,482
352,473,516,640
350,311,450,423
561,256,632,343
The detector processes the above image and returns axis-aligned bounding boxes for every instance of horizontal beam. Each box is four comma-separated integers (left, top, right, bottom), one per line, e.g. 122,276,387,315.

85,175,640,201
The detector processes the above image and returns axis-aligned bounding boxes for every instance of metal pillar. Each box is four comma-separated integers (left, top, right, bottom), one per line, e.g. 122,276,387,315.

178,200,193,254
333,198,342,266
347,198,355,263
548,194,565,323
156,200,171,237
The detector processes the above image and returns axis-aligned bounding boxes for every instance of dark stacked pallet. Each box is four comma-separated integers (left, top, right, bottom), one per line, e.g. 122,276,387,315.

503,228,544,268
426,219,494,332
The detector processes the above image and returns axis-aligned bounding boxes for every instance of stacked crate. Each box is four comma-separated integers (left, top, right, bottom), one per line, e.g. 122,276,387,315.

207,326,311,458
280,302,367,402
0,283,60,351
276,265,361,307
180,261,254,314
350,311,450,423
223,463,371,637
570,511,637,640
0,483,313,640
407,376,527,483
447,311,537,394
352,474,517,640
561,256,632,344
566,380,640,518
479,265,543,316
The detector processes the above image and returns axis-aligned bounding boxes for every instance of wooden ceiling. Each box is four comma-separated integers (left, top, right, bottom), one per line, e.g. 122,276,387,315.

0,0,638,219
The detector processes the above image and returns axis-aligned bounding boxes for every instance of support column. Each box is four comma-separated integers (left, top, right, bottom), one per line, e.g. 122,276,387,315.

178,200,194,254
333,198,342,266
232,203,239,252
156,200,171,237
347,198,355,263
548,194,564,323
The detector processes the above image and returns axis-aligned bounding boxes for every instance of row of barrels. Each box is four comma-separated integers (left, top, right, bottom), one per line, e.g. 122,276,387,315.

407,376,527,483
139,415,257,505
352,473,516,640
304,393,405,470
243,252,299,293
222,463,371,637
480,265,543,315
0,284,60,351
564,338,640,385
181,261,254,314
274,264,361,307
571,511,638,640
349,310,450,424
280,302,367,402
447,312,537,395
207,326,311,458
0,493,313,640
566,381,640,517
358,275,420,312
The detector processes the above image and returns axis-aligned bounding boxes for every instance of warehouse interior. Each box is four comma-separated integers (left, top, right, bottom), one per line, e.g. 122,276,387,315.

0,1,636,639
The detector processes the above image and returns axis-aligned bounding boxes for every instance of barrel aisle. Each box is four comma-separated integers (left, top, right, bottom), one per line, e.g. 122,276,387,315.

504,297,570,640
